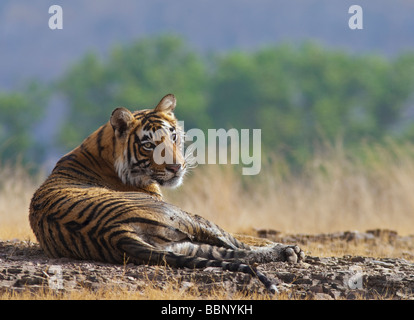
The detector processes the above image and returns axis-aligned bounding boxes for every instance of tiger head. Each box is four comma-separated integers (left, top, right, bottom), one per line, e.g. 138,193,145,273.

110,94,187,188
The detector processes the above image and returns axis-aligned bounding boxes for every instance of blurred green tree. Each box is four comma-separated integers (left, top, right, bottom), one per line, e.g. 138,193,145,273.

56,36,414,167
3,37,414,170
0,81,47,164
58,35,209,150
208,42,414,165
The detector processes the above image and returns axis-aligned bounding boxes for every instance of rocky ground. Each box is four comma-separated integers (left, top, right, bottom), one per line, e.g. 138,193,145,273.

1,229,414,300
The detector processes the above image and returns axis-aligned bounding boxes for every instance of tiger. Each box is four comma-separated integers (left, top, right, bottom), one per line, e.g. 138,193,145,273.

29,94,304,294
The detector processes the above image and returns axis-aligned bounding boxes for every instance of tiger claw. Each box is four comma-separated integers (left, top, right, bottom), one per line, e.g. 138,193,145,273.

284,245,305,263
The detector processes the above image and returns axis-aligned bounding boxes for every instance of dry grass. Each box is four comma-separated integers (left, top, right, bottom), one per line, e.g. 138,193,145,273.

1,282,280,300
165,141,414,236
0,164,40,241
1,141,414,299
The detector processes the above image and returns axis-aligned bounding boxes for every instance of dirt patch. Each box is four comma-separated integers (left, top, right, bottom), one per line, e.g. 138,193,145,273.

1,229,414,299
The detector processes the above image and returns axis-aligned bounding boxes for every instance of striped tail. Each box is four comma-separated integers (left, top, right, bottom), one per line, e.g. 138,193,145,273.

221,260,278,294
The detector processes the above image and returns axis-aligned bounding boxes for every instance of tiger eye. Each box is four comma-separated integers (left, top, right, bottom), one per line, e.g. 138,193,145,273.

143,142,154,149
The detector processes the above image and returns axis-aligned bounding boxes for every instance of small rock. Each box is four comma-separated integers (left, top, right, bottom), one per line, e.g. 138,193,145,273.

372,260,394,268
309,285,324,293
14,275,46,287
6,268,22,274
312,293,334,300
203,267,221,273
350,256,366,263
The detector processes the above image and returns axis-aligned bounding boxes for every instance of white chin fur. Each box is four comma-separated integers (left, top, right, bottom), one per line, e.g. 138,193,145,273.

114,156,130,184
160,175,184,188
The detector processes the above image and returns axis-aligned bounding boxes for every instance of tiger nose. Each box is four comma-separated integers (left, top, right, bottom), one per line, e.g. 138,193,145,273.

166,164,181,173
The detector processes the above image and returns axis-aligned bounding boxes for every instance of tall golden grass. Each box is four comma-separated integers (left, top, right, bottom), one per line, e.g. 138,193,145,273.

0,164,41,240
165,141,414,236
1,141,414,240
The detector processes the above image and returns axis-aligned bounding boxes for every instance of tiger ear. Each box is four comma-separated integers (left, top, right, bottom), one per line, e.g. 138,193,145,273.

110,107,135,138
154,94,176,114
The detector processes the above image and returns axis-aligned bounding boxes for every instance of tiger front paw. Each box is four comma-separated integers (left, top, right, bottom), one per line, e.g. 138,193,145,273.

249,243,305,264
282,245,305,263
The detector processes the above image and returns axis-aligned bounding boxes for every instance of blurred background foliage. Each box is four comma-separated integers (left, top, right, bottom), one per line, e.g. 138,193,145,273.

2,35,414,170
0,81,49,165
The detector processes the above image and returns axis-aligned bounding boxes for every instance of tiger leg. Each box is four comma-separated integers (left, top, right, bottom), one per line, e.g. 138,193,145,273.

164,241,304,264
118,239,278,293
186,214,304,263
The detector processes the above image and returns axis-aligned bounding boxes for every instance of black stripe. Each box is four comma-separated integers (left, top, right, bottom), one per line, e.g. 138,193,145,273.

95,205,130,239
143,123,152,131
83,200,116,260
37,216,55,256
238,264,256,276
64,220,85,232
68,157,102,179
55,153,77,167
79,233,92,259
81,196,118,226
56,165,99,182
116,237,161,264
104,229,134,263
131,158,150,169
115,217,180,233
146,118,164,125
47,212,70,257
96,199,126,217
228,248,236,259
256,270,273,290
34,193,65,213
195,259,209,268
93,202,131,232
96,125,105,157
95,207,135,238
76,201,95,219
153,234,173,243
65,198,91,214
112,133,116,161
67,233,82,259
85,198,129,260
97,230,119,263
106,229,130,246
133,141,140,162
49,171,79,181
80,148,102,168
